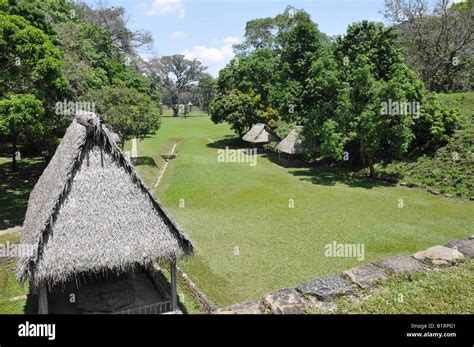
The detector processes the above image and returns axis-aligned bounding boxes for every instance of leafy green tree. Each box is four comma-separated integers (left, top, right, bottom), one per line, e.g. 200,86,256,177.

306,21,425,176
210,89,278,136
0,11,67,100
275,18,328,124
0,94,44,168
411,93,459,154
234,6,313,55
92,86,161,143
218,49,278,105
196,73,216,113
0,10,67,166
146,54,206,117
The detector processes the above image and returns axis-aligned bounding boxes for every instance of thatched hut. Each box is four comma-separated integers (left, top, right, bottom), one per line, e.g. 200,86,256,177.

242,123,280,144
17,113,194,314
276,126,307,155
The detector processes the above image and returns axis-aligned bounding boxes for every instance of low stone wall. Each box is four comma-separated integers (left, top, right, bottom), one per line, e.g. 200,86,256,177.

213,237,474,314
176,265,216,313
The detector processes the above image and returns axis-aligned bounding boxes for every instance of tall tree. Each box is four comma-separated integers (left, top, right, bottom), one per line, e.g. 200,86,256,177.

196,73,216,114
384,0,474,91
0,10,67,168
233,6,313,55
146,54,206,117
274,17,327,124
318,21,426,177
75,1,153,56
217,48,278,105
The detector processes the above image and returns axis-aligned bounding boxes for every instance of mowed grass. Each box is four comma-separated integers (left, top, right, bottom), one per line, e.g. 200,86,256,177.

0,233,33,314
131,112,474,307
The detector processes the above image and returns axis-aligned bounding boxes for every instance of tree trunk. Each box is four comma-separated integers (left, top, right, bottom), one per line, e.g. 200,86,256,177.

367,156,376,178
11,136,18,171
172,105,179,117
173,90,180,117
360,140,376,178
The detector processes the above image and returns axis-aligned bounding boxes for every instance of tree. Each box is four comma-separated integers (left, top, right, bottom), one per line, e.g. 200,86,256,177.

410,93,459,154
146,55,206,117
196,73,216,114
0,94,44,168
233,6,313,55
93,86,161,143
274,18,328,124
210,89,278,136
74,1,153,56
330,21,424,176
0,10,67,167
217,49,278,105
384,0,474,92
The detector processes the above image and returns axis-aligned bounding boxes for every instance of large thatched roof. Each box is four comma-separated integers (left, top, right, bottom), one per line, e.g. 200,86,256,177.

18,115,194,287
276,126,307,155
242,123,280,144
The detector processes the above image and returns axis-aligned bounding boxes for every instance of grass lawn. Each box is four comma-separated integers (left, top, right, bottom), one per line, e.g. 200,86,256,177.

0,233,34,314
0,157,45,230
131,111,474,307
315,260,474,314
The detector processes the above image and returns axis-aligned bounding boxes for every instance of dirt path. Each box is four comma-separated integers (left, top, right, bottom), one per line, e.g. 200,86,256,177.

131,138,138,164
151,142,178,191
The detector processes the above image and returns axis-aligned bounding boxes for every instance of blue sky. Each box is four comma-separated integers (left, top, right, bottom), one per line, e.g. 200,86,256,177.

85,0,387,76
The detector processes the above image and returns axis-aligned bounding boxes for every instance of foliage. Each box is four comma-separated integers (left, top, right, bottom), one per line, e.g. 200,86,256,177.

376,92,473,198
0,0,162,164
144,54,206,116
196,73,216,113
218,49,278,105
384,0,474,92
93,86,161,142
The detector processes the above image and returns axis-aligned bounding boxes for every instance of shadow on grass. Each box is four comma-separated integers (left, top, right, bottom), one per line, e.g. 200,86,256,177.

0,158,45,230
263,151,391,189
206,136,243,150
134,156,158,168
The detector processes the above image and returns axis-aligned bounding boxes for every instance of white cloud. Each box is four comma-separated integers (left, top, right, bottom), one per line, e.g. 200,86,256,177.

182,36,240,63
143,0,183,16
182,36,241,77
169,31,188,40
222,36,241,45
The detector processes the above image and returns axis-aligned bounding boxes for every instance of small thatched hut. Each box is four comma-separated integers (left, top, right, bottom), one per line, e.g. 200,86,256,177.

276,126,307,155
17,113,194,314
242,123,280,144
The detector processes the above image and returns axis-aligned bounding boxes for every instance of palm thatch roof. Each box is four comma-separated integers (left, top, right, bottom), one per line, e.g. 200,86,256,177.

276,126,308,155
104,126,121,144
17,114,194,288
242,123,280,144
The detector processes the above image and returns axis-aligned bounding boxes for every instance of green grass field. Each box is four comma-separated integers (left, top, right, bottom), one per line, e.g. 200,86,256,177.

0,232,33,314
132,111,474,307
